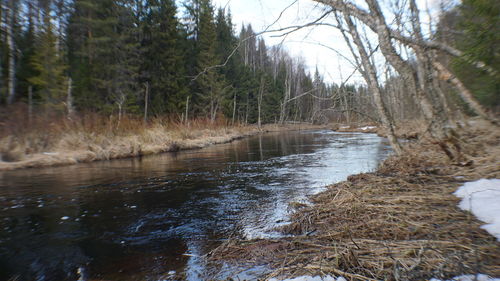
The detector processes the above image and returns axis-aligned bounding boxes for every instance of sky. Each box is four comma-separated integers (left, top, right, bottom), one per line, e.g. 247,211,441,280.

211,0,357,84
210,0,450,85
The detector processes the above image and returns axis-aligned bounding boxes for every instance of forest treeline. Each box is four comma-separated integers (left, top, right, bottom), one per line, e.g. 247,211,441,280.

0,0,498,131
0,0,349,125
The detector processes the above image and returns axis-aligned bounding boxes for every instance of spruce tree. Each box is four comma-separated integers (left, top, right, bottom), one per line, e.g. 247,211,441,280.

143,0,187,115
28,16,67,111
17,2,37,102
193,0,225,120
453,0,500,108
68,0,140,115
67,0,106,110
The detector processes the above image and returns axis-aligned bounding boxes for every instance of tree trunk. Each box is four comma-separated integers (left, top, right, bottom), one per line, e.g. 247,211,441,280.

185,95,190,125
432,61,498,126
315,0,498,78
66,77,75,118
280,67,292,124
365,0,435,125
343,13,403,154
5,1,16,105
28,86,33,123
257,76,264,129
232,93,236,125
245,93,249,124
144,82,149,123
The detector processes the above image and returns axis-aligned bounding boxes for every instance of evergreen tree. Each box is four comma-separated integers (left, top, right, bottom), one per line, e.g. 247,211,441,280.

452,0,500,108
0,0,326,123
192,0,225,120
143,0,187,115
16,2,37,102
67,0,106,110
28,16,67,110
68,0,140,115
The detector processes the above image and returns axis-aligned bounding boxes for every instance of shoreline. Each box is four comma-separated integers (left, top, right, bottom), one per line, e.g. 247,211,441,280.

0,123,325,171
209,121,500,280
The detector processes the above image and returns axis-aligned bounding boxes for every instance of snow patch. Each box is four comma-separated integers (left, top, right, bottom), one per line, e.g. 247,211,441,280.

359,126,376,131
454,179,500,241
430,274,500,281
269,276,346,281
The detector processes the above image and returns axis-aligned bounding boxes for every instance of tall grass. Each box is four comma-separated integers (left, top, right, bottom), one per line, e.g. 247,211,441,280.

0,105,252,166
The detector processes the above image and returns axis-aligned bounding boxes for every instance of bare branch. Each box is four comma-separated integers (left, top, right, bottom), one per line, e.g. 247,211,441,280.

313,0,499,78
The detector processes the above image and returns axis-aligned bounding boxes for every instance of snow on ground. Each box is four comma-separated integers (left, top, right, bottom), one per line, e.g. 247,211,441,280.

430,274,500,281
358,126,376,130
269,276,346,281
454,179,500,241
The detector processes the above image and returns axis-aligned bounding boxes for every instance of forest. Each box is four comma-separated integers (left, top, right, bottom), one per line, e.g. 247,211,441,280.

0,0,497,153
0,0,347,126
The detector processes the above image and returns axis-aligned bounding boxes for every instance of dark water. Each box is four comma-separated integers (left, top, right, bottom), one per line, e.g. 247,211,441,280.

0,130,390,281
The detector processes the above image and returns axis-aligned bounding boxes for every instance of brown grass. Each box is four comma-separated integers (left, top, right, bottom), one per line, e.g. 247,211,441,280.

0,106,323,170
208,120,500,280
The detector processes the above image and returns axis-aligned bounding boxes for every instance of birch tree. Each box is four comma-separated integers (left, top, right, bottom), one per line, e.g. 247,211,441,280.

340,12,403,154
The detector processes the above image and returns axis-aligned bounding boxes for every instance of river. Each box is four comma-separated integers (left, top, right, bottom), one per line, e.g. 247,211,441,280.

0,130,390,280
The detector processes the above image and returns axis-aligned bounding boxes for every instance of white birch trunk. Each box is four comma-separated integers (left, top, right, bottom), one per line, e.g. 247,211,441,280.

432,61,498,126
343,13,403,154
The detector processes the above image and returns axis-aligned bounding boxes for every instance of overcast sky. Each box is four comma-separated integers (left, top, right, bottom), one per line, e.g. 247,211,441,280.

210,0,448,85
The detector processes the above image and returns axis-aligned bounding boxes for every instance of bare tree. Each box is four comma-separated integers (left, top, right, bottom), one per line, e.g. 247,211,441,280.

314,0,498,128
340,12,403,154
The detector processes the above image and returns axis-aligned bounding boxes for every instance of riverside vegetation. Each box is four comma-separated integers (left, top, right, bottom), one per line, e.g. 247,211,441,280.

0,106,323,170
0,0,499,280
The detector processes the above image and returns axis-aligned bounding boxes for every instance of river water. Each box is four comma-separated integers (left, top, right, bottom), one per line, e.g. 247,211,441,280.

0,130,390,281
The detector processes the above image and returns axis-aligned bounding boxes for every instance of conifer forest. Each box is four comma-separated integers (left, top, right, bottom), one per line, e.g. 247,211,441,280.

0,0,345,125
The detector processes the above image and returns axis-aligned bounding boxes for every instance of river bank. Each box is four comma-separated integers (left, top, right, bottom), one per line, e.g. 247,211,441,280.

0,116,324,171
209,120,500,280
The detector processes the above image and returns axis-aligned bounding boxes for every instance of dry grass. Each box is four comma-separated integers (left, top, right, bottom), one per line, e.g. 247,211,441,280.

0,106,323,170
208,120,500,280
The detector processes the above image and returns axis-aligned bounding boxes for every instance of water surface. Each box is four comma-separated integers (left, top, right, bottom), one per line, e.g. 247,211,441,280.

0,130,390,280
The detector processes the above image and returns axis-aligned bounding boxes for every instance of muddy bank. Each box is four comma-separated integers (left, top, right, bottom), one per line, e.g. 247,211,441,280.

209,121,500,280
0,123,324,171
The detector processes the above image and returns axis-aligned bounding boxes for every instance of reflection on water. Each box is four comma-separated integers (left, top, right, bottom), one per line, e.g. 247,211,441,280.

0,130,390,280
